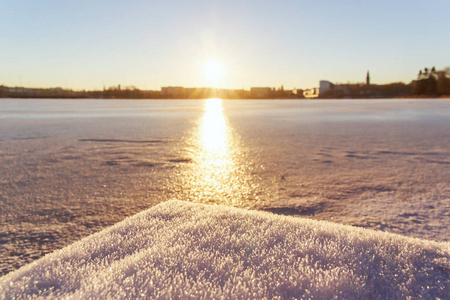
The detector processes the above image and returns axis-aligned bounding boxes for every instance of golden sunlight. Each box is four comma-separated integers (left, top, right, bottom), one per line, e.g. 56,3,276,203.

177,98,254,207
201,98,227,152
203,60,225,85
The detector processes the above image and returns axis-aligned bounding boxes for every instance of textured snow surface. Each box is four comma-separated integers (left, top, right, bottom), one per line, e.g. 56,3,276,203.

1,200,449,299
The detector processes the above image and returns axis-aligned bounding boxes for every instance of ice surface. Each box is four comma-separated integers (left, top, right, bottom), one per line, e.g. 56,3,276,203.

1,99,450,277
1,200,449,299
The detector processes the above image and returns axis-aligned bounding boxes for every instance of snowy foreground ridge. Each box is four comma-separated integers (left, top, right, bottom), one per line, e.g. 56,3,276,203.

1,201,449,299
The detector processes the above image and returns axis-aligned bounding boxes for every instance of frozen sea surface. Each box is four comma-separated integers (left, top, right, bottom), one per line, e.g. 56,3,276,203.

1,99,450,276
1,201,449,299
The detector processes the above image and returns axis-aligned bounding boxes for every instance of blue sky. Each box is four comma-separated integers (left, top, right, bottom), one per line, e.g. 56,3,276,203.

1,0,449,90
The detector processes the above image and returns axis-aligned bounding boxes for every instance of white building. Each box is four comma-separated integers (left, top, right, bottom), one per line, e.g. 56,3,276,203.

303,88,319,99
319,80,334,95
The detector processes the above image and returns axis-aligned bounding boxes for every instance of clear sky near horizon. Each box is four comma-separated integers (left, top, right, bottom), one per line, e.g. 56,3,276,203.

1,0,449,91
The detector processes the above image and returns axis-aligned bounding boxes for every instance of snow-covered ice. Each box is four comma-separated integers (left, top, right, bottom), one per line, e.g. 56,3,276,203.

1,200,448,299
1,99,450,277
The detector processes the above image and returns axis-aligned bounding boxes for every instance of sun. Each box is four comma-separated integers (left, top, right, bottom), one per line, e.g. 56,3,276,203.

204,60,225,85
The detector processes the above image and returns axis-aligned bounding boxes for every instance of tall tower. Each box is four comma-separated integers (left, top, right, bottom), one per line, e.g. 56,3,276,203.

366,71,370,85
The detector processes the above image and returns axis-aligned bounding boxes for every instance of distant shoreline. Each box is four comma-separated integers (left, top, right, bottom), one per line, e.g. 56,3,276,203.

1,96,449,100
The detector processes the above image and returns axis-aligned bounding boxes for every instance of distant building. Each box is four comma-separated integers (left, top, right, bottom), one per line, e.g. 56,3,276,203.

303,88,320,99
0,86,6,97
185,87,216,98
161,87,185,98
317,71,412,99
293,88,304,98
413,67,450,96
250,87,272,98
4,86,82,98
319,81,334,95
217,89,250,99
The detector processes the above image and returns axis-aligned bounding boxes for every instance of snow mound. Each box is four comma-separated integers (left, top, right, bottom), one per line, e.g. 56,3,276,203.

1,200,449,299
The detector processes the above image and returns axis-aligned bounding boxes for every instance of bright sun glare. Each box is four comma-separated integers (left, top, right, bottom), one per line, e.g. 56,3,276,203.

204,60,225,84
202,98,227,152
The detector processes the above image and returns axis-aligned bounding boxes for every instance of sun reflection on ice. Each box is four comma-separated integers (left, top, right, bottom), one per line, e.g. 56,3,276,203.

196,98,235,198
179,98,256,207
201,98,227,152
